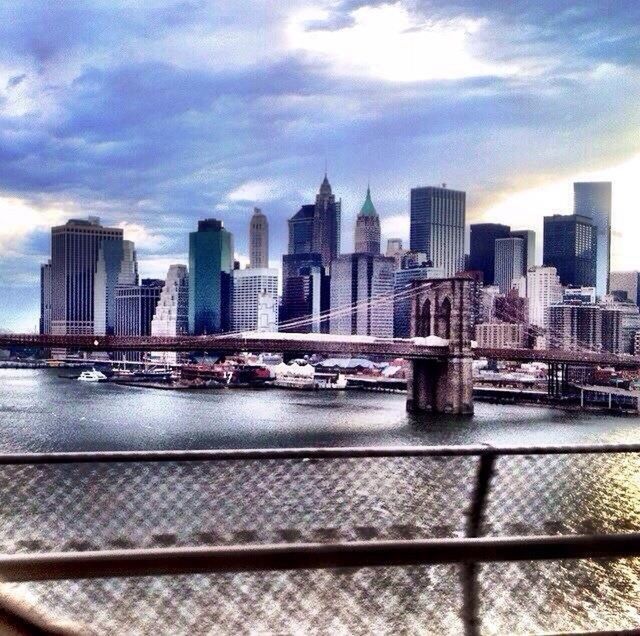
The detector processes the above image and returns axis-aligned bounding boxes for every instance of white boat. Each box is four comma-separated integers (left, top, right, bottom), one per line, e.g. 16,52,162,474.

77,369,107,383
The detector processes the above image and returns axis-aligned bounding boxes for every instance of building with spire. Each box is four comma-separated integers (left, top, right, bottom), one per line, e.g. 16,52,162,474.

312,173,341,267
249,207,269,268
354,186,381,255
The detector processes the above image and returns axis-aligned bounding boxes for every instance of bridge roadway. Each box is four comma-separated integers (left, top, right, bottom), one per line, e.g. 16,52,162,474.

2,333,640,368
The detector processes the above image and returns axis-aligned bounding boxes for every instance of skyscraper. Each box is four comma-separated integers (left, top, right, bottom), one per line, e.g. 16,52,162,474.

39,261,52,335
287,205,315,255
543,214,597,288
494,237,524,294
469,223,511,285
280,253,327,333
115,279,164,337
410,186,465,276
94,239,138,336
188,219,234,335
312,173,341,266
510,229,536,270
249,207,269,268
527,266,563,330
329,253,394,337
354,186,381,254
50,217,123,336
231,268,279,332
151,265,189,364
574,182,611,296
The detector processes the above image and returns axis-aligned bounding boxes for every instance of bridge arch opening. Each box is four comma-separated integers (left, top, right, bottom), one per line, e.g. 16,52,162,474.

420,299,431,337
436,297,452,340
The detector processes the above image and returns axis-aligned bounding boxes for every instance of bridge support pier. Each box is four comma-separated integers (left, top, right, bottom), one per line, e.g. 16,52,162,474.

407,355,474,415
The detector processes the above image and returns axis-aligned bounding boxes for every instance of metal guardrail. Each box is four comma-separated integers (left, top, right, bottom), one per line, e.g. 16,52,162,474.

1,444,639,635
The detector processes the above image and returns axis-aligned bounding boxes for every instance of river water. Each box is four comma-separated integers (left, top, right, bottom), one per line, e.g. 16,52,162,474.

1,369,639,635
2,368,640,452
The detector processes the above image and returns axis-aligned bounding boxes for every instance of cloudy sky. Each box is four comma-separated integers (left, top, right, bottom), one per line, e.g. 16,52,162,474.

1,0,640,330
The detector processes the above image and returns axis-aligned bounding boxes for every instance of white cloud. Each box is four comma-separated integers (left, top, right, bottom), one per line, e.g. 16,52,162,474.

287,4,518,82
116,221,169,252
0,197,67,253
227,180,282,202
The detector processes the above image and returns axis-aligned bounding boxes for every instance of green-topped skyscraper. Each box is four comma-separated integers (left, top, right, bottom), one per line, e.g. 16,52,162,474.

354,185,381,255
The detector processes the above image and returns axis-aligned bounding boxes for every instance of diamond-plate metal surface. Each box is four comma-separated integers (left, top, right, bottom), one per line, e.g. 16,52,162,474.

4,566,463,636
482,453,640,536
0,457,477,553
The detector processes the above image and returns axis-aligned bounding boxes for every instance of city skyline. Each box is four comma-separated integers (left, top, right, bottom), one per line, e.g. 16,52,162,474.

1,1,640,330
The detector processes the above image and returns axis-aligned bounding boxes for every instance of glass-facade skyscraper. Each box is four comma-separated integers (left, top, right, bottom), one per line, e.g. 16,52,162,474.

410,186,465,276
469,223,511,284
188,218,234,335
574,182,611,297
543,214,597,288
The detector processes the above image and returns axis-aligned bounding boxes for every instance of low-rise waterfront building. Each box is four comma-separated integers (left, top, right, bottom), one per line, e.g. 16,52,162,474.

476,323,528,349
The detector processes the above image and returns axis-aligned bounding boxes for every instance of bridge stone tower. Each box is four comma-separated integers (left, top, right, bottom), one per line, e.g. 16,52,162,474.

407,277,474,415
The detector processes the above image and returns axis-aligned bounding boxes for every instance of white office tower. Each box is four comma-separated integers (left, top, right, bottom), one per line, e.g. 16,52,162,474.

118,241,139,285
479,285,501,323
231,268,279,332
527,266,563,330
257,291,278,332
329,254,395,337
249,207,269,269
151,265,189,364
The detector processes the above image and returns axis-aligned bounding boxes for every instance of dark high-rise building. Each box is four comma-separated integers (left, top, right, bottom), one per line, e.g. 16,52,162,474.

280,253,328,333
115,279,164,337
469,223,511,285
510,229,536,270
312,173,341,266
50,217,123,336
543,214,597,288
288,205,315,255
354,186,381,255
574,182,611,297
40,261,52,335
410,186,465,276
188,218,234,335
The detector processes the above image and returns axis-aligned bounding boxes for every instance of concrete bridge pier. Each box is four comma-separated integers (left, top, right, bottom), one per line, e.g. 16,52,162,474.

407,277,475,416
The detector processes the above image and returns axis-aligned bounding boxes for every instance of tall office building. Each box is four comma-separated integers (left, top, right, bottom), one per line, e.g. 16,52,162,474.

329,253,395,337
393,263,444,337
288,205,315,255
94,239,138,336
50,217,123,336
543,214,597,288
469,223,511,285
527,266,563,330
39,261,52,335
410,186,465,276
115,279,163,337
609,271,640,306
312,173,341,267
231,268,278,332
151,265,189,364
280,253,327,333
249,207,269,268
574,182,612,297
354,186,381,255
188,219,234,335
510,229,536,270
494,237,524,294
